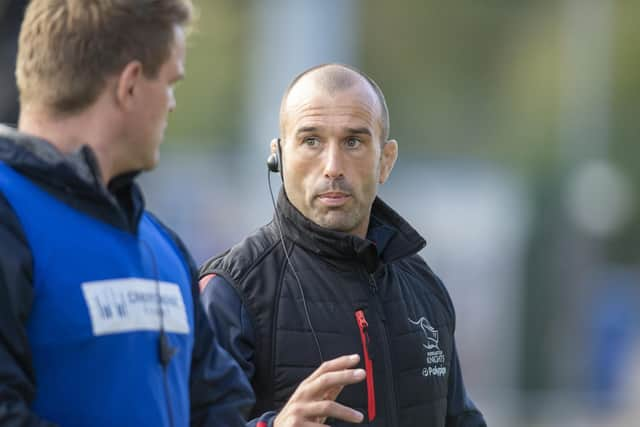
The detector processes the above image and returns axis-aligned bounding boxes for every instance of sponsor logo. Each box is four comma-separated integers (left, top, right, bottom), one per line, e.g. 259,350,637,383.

82,278,190,336
408,316,447,378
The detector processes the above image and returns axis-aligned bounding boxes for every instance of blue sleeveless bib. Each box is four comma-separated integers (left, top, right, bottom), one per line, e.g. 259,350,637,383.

0,162,194,427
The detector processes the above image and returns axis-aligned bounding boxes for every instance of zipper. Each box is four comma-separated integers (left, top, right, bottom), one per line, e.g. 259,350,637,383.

367,273,400,427
355,309,376,422
369,275,378,295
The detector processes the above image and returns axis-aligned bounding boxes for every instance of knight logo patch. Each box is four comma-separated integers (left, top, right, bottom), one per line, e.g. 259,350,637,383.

409,316,447,377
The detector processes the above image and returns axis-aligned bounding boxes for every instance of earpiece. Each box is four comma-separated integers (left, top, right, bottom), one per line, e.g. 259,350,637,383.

266,138,282,173
267,152,279,173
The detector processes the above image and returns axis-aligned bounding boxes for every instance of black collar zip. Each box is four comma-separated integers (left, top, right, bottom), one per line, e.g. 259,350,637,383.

275,189,427,273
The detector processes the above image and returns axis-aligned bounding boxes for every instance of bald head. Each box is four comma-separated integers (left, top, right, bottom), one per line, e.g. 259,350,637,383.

279,64,390,141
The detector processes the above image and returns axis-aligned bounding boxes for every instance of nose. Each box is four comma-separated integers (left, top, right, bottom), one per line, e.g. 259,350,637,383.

322,142,344,179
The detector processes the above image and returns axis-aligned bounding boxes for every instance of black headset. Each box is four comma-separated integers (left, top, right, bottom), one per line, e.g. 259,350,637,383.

266,138,324,363
266,138,282,173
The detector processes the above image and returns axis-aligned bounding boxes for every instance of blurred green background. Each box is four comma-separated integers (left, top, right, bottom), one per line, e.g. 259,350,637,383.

2,1,639,426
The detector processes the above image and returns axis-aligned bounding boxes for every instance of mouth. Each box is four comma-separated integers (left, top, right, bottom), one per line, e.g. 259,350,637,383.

316,191,351,207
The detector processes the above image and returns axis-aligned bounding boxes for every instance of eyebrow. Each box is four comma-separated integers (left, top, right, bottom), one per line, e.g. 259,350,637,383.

295,126,319,136
345,127,372,136
294,126,373,137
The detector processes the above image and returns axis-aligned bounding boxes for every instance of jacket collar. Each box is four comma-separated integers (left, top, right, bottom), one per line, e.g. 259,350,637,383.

0,124,145,233
275,189,426,273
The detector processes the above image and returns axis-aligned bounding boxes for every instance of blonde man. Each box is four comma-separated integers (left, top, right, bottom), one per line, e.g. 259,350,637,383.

0,1,253,426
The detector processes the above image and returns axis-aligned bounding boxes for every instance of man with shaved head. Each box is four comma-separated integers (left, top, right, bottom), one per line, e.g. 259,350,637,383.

200,64,486,427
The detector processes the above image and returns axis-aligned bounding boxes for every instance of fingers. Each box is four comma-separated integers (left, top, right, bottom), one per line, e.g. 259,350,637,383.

280,400,364,425
300,368,365,401
274,354,366,427
303,400,364,424
304,354,361,383
320,383,343,402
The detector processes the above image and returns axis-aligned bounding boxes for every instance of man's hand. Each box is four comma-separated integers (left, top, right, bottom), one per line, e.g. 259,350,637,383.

274,354,366,426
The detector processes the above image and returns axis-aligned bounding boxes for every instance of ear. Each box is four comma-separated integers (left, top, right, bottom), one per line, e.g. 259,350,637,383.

270,138,279,154
379,139,398,184
115,61,143,110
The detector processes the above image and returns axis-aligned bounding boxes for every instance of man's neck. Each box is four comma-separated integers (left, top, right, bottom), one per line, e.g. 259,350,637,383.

18,106,118,183
351,220,369,240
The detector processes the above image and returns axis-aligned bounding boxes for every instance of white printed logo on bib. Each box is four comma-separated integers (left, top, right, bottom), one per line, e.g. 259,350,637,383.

82,278,190,336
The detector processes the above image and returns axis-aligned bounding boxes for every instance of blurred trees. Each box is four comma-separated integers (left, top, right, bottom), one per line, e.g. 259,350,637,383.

166,1,251,146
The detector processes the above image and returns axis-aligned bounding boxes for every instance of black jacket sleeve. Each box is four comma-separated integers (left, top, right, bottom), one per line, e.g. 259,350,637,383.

199,274,256,380
445,339,487,427
0,193,58,427
153,219,255,427
188,285,256,427
199,274,279,427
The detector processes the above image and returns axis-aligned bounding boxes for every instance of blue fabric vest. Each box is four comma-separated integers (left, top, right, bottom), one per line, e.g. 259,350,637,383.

0,162,194,427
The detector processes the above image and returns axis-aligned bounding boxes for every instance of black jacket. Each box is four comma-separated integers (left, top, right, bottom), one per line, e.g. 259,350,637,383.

0,125,254,427
200,190,487,427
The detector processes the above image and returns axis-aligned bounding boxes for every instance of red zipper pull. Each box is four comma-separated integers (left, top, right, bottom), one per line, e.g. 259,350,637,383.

355,310,368,329
355,309,376,422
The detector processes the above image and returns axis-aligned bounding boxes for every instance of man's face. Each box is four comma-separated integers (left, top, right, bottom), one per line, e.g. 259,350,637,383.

280,79,397,238
128,25,186,171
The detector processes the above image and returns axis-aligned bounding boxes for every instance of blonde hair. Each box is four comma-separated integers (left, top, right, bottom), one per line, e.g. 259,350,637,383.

16,0,193,114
